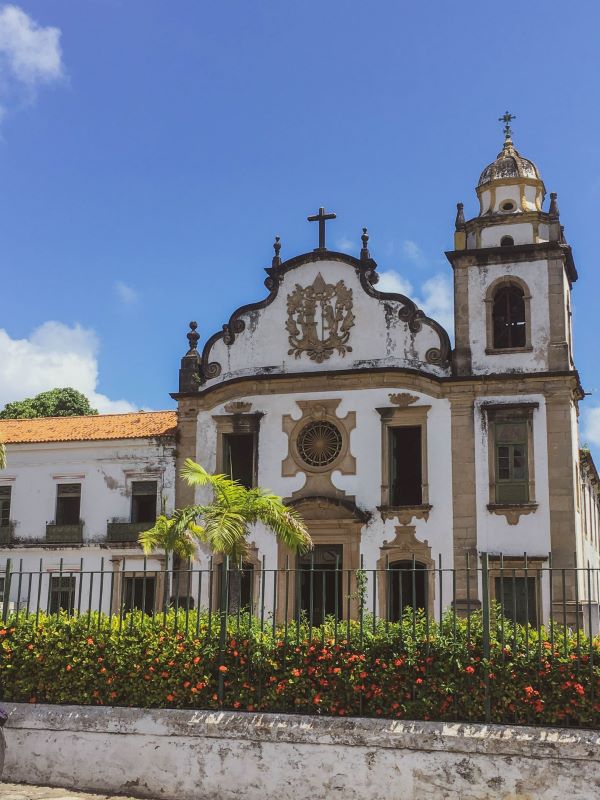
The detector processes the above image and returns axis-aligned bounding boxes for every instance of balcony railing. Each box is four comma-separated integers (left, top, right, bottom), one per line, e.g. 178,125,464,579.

45,522,84,544
106,521,151,544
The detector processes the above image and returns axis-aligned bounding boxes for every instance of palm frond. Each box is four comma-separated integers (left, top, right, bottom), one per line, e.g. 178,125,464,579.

0,443,6,470
244,488,312,554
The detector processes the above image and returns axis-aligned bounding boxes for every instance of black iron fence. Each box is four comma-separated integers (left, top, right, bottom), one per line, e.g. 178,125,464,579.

1,552,599,725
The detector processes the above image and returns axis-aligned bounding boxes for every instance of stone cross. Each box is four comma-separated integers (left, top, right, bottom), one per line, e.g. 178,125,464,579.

307,207,336,250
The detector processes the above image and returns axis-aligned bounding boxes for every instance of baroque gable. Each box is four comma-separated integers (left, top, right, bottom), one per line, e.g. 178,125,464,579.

189,249,451,391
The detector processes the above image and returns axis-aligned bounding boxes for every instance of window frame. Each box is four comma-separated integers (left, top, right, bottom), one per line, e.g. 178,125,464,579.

55,483,82,526
213,412,262,489
376,405,431,513
485,276,533,355
0,486,11,528
130,480,159,524
483,403,538,515
49,575,77,615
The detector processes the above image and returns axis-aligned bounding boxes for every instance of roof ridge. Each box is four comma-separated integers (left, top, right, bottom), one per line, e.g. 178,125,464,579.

0,409,175,423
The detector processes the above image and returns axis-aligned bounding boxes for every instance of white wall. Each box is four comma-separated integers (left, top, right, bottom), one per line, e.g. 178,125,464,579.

204,258,450,388
468,258,551,374
5,704,600,800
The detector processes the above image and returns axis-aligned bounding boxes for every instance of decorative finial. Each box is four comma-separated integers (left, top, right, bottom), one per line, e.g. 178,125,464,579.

455,202,465,230
360,227,370,261
186,320,200,354
498,110,516,142
272,235,282,267
549,192,560,218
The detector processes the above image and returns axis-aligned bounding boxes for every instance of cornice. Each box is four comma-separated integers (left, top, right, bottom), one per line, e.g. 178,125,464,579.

445,241,578,283
197,249,452,387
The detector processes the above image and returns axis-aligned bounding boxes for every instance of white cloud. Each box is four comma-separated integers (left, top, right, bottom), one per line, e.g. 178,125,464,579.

377,269,454,336
334,237,354,253
115,281,138,306
0,321,138,414
583,406,600,449
0,5,64,120
402,240,425,265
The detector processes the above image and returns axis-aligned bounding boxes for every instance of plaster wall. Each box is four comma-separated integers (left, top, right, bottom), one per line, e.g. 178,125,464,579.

4,704,600,800
480,222,533,247
0,438,176,544
204,259,449,388
196,387,455,611
467,258,550,373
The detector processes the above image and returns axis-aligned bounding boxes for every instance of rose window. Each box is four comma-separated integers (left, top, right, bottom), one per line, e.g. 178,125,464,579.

297,421,343,467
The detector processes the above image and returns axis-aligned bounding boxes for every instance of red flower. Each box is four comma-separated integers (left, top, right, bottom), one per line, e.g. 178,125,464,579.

465,665,475,674
219,665,228,673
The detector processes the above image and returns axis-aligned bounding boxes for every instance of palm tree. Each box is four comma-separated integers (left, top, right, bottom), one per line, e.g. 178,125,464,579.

0,443,5,470
139,459,311,611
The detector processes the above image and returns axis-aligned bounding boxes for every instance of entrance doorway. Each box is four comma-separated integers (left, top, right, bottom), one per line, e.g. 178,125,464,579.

298,544,343,625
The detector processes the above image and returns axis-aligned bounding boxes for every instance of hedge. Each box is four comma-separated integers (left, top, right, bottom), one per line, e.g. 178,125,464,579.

1,610,599,728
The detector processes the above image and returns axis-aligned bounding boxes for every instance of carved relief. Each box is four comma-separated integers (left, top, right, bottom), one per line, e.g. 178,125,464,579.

487,503,538,525
282,399,356,501
223,401,252,414
389,392,419,406
286,273,355,363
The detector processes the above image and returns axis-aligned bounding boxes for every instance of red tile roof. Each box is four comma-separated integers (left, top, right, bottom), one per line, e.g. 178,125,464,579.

0,411,177,444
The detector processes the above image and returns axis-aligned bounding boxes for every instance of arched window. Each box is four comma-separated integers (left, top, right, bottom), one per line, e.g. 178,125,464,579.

500,235,514,247
387,560,428,622
493,284,526,349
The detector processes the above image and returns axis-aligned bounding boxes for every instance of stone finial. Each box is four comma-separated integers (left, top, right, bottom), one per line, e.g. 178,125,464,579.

272,235,282,267
455,202,465,230
360,227,370,261
549,192,560,218
186,321,200,354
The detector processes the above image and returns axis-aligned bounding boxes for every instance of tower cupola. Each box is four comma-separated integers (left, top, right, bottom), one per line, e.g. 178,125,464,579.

476,113,545,217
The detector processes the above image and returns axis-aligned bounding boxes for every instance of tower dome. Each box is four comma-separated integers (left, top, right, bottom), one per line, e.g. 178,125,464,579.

478,137,543,188
475,114,545,218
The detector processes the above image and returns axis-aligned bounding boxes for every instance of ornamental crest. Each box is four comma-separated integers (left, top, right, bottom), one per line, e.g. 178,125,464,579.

286,273,355,362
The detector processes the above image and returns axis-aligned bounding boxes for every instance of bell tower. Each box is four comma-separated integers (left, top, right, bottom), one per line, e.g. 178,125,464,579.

447,113,577,376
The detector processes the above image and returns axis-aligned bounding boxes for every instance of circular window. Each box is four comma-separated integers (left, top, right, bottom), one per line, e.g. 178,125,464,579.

297,421,343,467
501,201,515,212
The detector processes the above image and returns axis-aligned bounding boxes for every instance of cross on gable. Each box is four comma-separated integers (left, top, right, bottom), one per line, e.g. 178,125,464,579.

307,206,336,250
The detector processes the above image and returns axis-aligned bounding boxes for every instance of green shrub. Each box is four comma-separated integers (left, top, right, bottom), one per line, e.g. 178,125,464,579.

1,609,599,727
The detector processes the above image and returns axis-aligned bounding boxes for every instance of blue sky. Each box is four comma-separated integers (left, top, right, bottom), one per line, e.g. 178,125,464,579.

1,1,600,453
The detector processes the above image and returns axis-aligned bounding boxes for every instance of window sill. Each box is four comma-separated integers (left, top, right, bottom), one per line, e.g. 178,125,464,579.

485,346,533,355
378,504,432,524
487,503,538,525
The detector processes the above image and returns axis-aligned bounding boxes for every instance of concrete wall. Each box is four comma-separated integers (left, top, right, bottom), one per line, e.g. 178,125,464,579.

3,704,600,800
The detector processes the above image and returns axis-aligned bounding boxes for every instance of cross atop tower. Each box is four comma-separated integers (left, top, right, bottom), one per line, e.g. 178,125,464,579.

498,110,516,140
307,206,336,250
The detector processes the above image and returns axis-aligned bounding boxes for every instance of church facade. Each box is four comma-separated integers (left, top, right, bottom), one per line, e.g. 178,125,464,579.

1,126,599,628
173,125,597,626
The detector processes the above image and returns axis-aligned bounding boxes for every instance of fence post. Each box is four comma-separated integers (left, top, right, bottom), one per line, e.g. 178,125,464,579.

218,555,229,704
2,559,11,624
481,551,491,723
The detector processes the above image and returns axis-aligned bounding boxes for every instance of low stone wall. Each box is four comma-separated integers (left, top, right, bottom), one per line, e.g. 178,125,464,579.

3,703,600,800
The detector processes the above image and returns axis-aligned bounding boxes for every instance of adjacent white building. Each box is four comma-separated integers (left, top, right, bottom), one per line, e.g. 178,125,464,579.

0,412,176,614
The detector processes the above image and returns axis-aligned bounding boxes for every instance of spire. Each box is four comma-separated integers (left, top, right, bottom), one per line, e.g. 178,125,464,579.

455,202,465,230
549,192,560,218
179,321,201,393
186,320,200,354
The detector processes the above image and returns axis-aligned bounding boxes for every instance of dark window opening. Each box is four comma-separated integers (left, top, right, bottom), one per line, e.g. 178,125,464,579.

56,484,81,525
389,426,422,506
0,487,11,527
298,544,343,626
49,576,76,614
387,560,428,621
495,576,537,626
223,433,255,488
123,576,157,614
500,235,515,246
131,480,158,524
492,284,526,349
495,420,529,503
0,577,5,603
501,201,515,212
